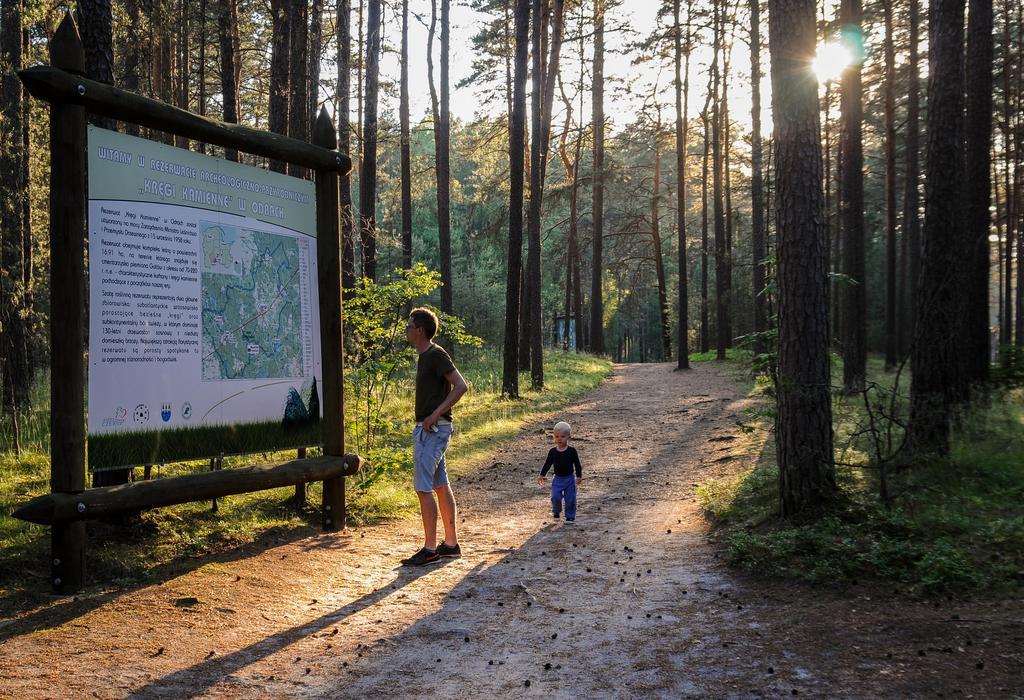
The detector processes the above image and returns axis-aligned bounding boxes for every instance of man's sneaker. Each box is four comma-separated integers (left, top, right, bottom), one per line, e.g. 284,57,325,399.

401,547,441,566
436,542,462,558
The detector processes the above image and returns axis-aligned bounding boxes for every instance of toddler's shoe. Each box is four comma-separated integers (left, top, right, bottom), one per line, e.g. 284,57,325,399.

565,517,575,523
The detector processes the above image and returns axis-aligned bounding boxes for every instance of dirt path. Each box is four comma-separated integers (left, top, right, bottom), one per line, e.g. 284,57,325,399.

0,363,1020,698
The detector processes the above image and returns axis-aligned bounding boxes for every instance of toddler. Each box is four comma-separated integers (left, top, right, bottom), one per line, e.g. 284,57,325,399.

536,421,583,522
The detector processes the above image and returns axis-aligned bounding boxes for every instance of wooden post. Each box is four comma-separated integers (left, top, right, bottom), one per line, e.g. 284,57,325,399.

294,447,307,506
48,14,87,594
313,107,346,531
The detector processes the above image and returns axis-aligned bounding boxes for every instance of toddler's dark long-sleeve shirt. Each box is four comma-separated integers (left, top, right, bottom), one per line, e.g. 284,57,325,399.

540,446,582,478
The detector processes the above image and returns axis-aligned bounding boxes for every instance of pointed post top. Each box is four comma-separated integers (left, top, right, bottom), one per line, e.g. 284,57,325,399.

50,13,85,76
312,106,338,150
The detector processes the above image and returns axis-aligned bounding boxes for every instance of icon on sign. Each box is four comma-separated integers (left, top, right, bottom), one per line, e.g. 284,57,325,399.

181,402,193,420
161,403,172,422
133,404,150,424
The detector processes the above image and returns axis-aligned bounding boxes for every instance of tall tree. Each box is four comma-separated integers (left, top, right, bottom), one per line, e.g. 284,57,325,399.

589,0,606,354
899,0,921,357
359,0,381,280
961,0,994,388
219,0,241,162
288,0,309,177
699,98,711,354
122,0,143,137
400,0,413,270
651,134,671,360
78,0,115,130
338,0,356,288
908,0,966,456
769,0,836,518
308,0,324,123
674,0,691,369
711,0,727,359
502,0,530,397
883,0,897,369
749,0,767,359
428,0,453,313
269,0,291,173
839,0,866,392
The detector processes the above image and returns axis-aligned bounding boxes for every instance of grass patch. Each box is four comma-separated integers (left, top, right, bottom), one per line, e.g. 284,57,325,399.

0,348,611,613
698,357,1024,596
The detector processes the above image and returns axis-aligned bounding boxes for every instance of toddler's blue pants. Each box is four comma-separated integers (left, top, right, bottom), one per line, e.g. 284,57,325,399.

550,475,577,519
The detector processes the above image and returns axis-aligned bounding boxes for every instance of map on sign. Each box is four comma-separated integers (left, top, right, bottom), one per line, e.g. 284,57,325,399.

201,222,307,380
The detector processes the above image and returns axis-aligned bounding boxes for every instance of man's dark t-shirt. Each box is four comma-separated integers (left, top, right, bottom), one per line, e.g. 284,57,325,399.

540,446,582,478
415,344,456,421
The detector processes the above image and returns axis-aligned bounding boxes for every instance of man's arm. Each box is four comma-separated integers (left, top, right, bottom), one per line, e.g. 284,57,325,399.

422,368,468,430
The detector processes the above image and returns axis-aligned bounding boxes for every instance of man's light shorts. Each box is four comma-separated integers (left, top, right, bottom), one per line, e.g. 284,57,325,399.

413,423,453,493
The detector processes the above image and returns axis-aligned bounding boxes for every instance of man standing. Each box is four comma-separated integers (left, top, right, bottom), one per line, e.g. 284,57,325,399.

401,307,468,566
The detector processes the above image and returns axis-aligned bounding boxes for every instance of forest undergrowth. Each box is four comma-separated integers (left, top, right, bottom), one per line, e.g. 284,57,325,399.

699,354,1024,596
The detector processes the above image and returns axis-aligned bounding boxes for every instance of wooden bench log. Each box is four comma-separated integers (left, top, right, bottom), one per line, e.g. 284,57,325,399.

14,453,363,526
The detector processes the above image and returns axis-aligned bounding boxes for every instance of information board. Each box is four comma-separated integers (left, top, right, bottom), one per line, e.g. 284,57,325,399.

87,127,322,470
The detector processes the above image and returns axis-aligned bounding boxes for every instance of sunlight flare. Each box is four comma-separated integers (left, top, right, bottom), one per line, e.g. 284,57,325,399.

813,41,853,83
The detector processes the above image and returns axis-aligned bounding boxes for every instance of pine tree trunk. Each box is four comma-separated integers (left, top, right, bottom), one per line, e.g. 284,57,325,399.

722,41,734,347
901,0,921,356
901,0,925,356
962,0,994,388
749,0,767,359
840,0,866,393
675,0,691,368
309,0,324,124
768,0,836,518
338,0,356,289
526,0,545,387
502,0,530,397
359,0,381,280
431,0,453,314
908,0,966,456
700,106,710,354
651,146,671,360
999,0,1014,345
711,0,727,360
175,0,190,149
219,0,240,161
400,0,413,270
288,0,309,177
123,0,143,137
79,0,116,130
269,0,291,173
589,0,606,354
883,0,898,369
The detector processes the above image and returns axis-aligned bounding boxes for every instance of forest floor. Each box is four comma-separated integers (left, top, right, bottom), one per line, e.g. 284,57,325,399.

0,362,1020,699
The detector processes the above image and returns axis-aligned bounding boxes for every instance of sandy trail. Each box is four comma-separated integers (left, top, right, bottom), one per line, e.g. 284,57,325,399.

0,362,1019,699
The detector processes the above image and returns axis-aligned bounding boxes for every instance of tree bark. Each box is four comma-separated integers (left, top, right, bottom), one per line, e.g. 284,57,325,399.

768,0,836,518
123,0,143,137
589,0,606,354
900,0,921,357
428,0,454,313
711,0,727,359
338,0,356,289
400,0,413,270
908,0,966,456
502,0,530,397
269,0,291,173
309,0,324,125
839,0,866,393
288,0,310,177
883,0,897,369
219,0,240,162
700,104,710,354
675,0,691,369
961,0,994,388
750,0,767,359
78,0,115,130
359,0,381,280
651,144,671,360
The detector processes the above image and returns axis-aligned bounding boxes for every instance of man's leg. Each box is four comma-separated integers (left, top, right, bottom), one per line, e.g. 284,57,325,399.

417,490,439,550
434,483,458,546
